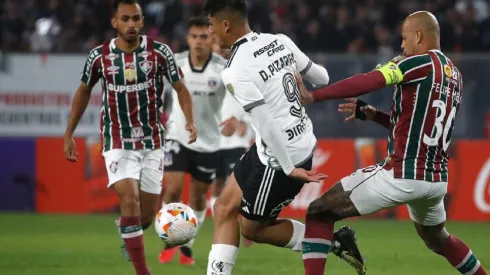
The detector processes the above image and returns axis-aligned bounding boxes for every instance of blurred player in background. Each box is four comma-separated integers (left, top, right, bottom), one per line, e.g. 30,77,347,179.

203,1,365,275
63,1,196,274
159,16,228,265
298,11,488,275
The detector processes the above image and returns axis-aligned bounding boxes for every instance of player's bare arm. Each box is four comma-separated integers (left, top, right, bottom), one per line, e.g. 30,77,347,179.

294,63,393,130
172,80,197,144
64,82,93,162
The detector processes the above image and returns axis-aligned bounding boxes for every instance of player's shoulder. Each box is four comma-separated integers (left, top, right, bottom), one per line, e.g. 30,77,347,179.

394,53,432,70
174,51,189,62
86,43,105,58
210,52,227,67
152,39,172,55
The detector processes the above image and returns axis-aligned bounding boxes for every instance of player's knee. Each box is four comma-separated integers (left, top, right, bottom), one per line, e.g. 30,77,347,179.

119,193,140,210
164,182,182,201
212,197,236,221
306,198,336,220
420,228,449,254
240,224,262,243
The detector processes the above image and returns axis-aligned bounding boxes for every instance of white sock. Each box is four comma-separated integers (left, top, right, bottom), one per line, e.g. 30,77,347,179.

161,201,166,209
210,196,218,217
284,219,305,252
207,244,239,275
183,209,206,248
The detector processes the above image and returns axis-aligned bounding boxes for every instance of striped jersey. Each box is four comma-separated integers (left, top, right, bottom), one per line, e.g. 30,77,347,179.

80,36,183,152
379,50,463,182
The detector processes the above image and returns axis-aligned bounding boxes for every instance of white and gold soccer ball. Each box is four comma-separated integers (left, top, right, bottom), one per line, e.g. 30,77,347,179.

155,203,198,246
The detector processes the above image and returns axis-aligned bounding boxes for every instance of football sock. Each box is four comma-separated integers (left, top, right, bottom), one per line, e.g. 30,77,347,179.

284,219,305,252
183,209,206,250
441,235,487,275
120,216,151,275
302,219,334,275
206,244,239,275
210,196,218,217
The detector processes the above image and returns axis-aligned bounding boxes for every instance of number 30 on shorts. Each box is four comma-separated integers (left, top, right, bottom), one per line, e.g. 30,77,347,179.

423,99,457,151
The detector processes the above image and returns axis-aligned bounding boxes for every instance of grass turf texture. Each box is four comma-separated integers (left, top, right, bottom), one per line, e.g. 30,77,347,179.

0,214,489,275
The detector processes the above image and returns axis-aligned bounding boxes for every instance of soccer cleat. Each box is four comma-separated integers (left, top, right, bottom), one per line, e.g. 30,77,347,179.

330,226,366,275
158,247,177,264
115,218,131,261
178,246,195,265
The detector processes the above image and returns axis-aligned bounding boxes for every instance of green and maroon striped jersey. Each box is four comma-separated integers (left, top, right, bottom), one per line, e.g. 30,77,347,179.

381,50,463,182
80,36,183,152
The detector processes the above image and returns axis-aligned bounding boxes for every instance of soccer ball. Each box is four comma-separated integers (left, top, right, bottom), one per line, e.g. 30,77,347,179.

155,203,198,246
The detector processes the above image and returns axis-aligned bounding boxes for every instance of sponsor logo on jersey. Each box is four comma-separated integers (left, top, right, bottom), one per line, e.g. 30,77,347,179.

131,126,144,138
107,65,119,75
444,64,452,78
253,39,283,58
139,60,153,75
107,80,154,93
105,53,119,61
84,49,100,77
138,51,152,59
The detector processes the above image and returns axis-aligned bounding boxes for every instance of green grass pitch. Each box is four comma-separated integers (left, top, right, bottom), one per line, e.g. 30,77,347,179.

0,214,489,275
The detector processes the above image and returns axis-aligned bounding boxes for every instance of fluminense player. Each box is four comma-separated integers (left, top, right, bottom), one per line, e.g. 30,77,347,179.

63,1,196,274
298,11,488,275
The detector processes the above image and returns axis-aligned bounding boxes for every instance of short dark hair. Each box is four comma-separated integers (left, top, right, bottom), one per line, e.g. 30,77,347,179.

113,0,140,13
188,16,210,28
202,0,248,18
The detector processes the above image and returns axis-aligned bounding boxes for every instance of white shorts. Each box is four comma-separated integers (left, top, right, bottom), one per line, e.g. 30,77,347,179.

102,149,164,194
341,165,447,226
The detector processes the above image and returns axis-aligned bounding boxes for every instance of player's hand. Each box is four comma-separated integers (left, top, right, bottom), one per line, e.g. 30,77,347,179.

220,116,238,137
289,168,327,183
338,98,377,122
220,116,247,137
295,73,313,105
64,135,78,162
185,123,197,144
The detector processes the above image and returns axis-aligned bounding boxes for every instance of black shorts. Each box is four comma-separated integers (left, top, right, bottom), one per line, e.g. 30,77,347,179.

234,144,312,221
216,148,247,180
163,139,219,184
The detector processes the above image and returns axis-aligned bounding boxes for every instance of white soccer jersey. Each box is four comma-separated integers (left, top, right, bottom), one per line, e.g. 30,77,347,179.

165,51,227,152
219,92,254,150
221,32,317,169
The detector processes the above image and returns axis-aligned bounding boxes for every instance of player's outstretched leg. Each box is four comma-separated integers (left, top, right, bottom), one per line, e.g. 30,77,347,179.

303,182,365,275
212,177,254,248
114,179,152,275
414,222,487,275
179,177,210,265
206,174,242,275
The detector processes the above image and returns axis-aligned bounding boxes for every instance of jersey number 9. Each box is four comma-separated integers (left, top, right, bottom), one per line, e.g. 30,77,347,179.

282,73,302,118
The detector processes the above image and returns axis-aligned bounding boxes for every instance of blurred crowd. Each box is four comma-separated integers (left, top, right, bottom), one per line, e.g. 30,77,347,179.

1,0,490,54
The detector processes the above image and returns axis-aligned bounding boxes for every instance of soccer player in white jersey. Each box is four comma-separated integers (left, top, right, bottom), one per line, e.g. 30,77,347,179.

210,91,253,214
158,17,228,265
202,1,366,274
